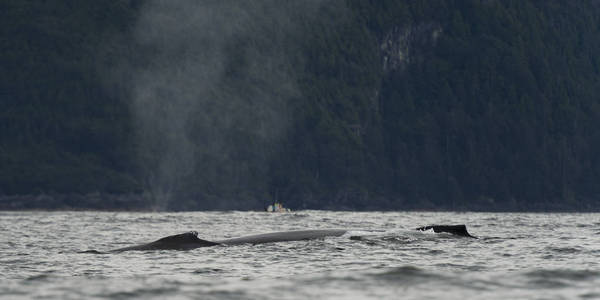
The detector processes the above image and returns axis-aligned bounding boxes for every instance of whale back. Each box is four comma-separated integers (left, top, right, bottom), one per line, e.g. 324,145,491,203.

107,225,476,253
110,231,219,252
216,229,347,245
154,231,207,244
415,224,476,238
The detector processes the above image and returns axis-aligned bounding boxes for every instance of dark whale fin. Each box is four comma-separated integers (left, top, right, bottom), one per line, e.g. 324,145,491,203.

111,231,220,252
154,231,214,244
415,224,477,238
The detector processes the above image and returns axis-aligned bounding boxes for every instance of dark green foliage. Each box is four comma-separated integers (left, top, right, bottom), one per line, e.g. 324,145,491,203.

0,1,141,195
373,0,600,210
1,0,599,210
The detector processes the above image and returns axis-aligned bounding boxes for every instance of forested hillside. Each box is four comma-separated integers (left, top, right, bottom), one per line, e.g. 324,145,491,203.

2,0,600,211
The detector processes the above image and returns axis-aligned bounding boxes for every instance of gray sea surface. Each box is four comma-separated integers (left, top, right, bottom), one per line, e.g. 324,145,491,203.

1,211,599,299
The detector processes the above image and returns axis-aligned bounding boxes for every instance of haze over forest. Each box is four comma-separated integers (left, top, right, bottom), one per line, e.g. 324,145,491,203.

2,0,600,211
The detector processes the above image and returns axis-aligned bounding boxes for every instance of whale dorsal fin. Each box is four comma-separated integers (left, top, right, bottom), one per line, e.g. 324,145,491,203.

156,231,201,243
415,224,477,238
110,231,219,252
154,231,220,246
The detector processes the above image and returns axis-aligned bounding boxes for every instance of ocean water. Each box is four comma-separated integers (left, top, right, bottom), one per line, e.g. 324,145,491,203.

1,211,599,299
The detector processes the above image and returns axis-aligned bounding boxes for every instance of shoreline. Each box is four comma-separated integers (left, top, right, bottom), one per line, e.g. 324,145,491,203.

0,193,597,213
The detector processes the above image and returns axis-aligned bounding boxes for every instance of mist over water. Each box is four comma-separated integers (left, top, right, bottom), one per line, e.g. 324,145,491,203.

125,1,327,209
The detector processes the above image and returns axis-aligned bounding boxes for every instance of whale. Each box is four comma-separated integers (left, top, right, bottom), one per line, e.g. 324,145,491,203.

108,231,220,252
104,225,474,252
415,224,476,238
216,229,348,245
109,229,347,252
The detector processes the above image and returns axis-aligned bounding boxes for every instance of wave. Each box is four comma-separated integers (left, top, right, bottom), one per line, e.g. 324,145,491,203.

524,269,600,282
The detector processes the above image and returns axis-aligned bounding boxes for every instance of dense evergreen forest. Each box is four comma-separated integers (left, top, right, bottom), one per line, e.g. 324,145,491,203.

2,0,600,211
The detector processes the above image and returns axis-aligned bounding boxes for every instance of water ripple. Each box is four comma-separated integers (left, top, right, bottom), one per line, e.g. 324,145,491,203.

0,211,598,299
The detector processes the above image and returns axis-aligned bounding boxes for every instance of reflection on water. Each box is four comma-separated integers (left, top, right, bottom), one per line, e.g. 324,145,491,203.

1,211,599,299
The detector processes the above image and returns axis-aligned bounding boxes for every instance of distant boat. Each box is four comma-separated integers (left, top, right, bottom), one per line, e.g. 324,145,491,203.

266,202,291,212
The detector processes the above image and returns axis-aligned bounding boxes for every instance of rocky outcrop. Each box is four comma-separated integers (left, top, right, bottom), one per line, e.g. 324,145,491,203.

380,23,442,73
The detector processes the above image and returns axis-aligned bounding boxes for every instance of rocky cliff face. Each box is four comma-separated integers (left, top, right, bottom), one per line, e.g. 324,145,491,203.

380,23,442,73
